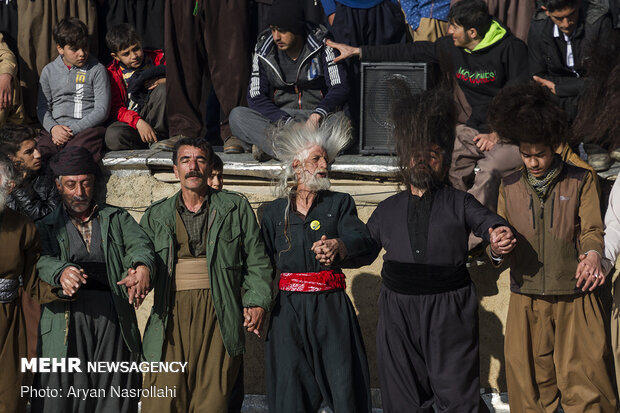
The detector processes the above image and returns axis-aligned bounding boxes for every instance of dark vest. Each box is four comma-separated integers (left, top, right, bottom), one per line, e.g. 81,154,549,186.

66,216,109,291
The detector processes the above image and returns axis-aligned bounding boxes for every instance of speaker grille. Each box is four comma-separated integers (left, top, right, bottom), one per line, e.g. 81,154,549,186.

360,63,429,155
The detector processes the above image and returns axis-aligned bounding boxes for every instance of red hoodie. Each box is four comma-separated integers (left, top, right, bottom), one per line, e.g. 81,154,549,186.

107,49,165,128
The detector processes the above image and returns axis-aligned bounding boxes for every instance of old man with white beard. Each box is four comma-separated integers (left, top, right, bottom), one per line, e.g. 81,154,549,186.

0,153,59,413
260,116,376,413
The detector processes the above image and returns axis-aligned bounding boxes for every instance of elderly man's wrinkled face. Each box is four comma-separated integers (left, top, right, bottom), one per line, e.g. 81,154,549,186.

296,145,331,191
56,174,95,215
409,144,445,189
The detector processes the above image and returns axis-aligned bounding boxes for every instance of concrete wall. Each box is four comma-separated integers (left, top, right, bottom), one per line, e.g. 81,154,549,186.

104,172,512,395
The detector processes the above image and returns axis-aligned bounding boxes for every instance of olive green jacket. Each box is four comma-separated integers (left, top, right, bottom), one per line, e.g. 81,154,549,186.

35,204,157,358
140,190,272,361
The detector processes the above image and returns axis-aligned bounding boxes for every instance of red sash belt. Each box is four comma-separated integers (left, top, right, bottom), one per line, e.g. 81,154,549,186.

279,270,346,292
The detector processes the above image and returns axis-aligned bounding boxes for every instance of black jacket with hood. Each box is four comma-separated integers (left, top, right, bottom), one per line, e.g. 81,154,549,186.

360,20,529,133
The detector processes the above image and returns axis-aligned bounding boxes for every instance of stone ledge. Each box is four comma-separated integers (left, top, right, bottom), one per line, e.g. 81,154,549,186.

102,149,398,180
102,149,618,182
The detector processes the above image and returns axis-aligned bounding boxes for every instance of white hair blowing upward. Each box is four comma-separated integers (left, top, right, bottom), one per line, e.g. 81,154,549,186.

271,113,352,198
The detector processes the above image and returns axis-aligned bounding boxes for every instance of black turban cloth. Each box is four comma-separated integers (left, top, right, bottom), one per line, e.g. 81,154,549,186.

49,146,97,176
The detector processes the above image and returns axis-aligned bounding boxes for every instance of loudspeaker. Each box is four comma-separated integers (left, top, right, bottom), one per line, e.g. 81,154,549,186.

359,62,432,155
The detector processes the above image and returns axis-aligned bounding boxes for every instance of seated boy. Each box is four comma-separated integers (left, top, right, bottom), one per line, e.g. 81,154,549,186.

104,23,167,151
36,17,110,163
487,83,617,412
207,153,224,191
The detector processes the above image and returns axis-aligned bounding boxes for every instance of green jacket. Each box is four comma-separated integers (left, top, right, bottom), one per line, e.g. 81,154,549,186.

35,204,157,358
140,190,272,361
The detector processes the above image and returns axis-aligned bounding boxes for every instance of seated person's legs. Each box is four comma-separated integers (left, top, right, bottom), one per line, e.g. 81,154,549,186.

141,82,167,139
231,106,335,160
38,126,106,163
229,106,273,157
105,121,149,151
471,141,521,211
449,125,483,191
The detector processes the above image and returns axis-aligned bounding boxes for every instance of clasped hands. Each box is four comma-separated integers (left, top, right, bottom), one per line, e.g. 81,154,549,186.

576,252,605,292
311,235,341,267
488,226,517,257
59,264,151,309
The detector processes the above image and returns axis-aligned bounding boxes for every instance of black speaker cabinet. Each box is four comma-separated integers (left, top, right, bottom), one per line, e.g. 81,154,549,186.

359,62,432,155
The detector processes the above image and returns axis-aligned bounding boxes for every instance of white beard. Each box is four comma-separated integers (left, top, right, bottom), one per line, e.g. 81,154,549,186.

302,172,331,192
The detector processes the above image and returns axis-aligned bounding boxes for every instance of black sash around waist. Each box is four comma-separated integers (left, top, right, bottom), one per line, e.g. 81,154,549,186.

76,261,110,291
381,261,470,295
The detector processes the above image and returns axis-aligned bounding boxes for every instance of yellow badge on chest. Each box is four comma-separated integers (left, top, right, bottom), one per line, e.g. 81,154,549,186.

310,220,320,231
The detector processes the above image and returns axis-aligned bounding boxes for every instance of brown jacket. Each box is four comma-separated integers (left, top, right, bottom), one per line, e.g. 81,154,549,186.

1,208,59,303
497,162,603,295
0,32,24,125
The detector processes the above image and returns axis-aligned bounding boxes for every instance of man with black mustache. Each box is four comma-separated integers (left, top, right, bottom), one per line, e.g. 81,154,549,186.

139,137,272,412
364,90,516,412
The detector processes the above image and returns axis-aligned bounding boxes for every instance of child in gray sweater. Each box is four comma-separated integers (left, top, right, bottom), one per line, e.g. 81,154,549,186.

36,17,110,163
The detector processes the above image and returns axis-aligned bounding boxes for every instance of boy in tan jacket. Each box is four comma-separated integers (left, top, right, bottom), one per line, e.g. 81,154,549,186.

487,83,617,412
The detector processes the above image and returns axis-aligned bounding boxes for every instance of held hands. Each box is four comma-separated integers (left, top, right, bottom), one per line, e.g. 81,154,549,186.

243,306,265,338
59,266,88,296
136,119,158,144
576,252,605,292
325,39,361,63
473,132,499,152
0,73,13,110
51,125,73,146
533,76,557,95
311,235,341,266
117,265,151,308
489,226,516,256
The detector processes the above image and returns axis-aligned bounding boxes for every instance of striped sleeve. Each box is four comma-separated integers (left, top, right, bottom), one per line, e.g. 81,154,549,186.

247,50,292,123
313,43,350,117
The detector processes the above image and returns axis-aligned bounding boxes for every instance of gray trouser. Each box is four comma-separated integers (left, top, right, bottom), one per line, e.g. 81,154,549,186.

449,124,521,212
104,83,168,151
229,106,314,158
449,125,521,248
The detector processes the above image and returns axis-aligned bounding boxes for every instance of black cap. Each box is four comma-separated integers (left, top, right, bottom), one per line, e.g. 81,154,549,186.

49,146,96,176
267,0,306,36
